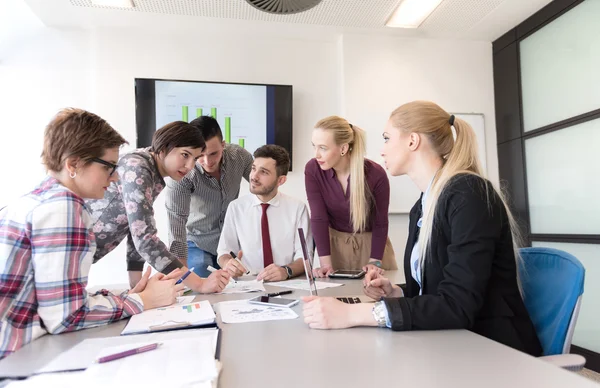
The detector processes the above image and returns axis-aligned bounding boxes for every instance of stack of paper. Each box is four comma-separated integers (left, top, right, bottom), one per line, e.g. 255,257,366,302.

28,329,222,388
81,337,218,387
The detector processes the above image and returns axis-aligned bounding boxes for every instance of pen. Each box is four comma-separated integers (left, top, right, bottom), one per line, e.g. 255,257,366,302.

175,267,194,285
230,251,250,275
267,290,293,297
97,343,161,364
208,265,236,284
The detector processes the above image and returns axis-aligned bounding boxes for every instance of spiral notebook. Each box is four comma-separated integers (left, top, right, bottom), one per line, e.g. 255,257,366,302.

121,300,217,335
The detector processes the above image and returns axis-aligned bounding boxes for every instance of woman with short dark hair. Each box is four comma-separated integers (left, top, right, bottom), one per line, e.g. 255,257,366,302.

88,121,230,293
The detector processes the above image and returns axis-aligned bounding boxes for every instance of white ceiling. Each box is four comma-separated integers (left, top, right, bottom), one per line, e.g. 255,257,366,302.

24,0,553,41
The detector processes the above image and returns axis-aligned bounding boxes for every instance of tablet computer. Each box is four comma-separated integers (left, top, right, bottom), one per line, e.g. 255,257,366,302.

248,296,299,308
328,270,366,279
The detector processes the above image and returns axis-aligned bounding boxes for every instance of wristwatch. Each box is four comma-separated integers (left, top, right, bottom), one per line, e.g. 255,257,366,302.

370,260,382,268
282,265,293,279
372,301,388,328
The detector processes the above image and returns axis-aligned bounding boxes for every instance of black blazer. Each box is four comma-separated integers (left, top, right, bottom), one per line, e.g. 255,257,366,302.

385,174,542,356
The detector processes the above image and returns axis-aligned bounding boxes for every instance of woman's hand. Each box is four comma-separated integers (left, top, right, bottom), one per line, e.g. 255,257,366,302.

312,265,334,278
302,296,378,329
362,270,402,300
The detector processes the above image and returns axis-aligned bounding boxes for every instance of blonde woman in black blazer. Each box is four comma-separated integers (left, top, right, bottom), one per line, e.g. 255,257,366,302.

302,101,542,356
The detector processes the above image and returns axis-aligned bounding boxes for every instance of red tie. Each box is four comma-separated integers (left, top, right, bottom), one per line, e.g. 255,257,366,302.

261,203,274,267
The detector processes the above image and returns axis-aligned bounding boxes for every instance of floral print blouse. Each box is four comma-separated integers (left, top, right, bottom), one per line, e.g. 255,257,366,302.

86,148,184,274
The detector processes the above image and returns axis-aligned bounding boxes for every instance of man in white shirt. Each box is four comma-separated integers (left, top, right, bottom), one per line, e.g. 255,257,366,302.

217,145,311,282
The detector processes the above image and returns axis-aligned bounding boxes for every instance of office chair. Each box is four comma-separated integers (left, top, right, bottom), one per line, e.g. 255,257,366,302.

518,247,586,371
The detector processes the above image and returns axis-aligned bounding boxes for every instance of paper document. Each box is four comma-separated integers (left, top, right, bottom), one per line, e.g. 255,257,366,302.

121,300,216,335
38,328,219,374
81,337,217,386
268,279,343,291
218,279,265,294
218,300,298,324
175,295,196,305
6,371,85,387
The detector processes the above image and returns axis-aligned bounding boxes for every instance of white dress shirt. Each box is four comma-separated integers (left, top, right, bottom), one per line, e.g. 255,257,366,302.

217,191,313,274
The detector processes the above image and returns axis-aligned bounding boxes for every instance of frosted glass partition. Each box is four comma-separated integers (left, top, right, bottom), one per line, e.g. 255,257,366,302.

520,0,600,132
525,118,600,234
531,242,600,353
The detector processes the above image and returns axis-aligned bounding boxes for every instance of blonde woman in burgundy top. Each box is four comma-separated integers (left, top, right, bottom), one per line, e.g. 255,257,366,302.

305,116,397,277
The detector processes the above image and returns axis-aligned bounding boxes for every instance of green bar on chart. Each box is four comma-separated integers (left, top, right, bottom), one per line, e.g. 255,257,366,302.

238,138,245,148
225,117,231,143
196,108,203,118
210,107,217,119
182,106,189,122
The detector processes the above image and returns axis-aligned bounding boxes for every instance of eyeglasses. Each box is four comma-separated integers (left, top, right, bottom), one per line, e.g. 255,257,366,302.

91,157,118,176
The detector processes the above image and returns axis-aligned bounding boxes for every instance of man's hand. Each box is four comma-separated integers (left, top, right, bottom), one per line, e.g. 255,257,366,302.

221,251,248,277
257,264,287,282
200,270,231,293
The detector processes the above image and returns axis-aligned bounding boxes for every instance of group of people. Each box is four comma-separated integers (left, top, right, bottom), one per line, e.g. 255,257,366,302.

0,100,542,360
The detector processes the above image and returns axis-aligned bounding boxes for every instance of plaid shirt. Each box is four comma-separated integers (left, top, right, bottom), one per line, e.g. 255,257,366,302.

0,177,143,360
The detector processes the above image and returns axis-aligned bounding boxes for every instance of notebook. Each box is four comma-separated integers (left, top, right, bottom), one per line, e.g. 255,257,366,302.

121,300,217,335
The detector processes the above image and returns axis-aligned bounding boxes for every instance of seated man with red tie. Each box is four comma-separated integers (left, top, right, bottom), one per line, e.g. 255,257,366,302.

216,145,312,281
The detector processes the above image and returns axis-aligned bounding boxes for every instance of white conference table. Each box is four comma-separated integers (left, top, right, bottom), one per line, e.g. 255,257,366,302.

0,271,596,387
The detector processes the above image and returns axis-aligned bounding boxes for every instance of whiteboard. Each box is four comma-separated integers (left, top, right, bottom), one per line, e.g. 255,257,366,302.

384,113,487,214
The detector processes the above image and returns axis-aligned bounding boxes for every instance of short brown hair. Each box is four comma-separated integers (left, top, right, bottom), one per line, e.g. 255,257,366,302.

253,144,290,177
150,121,205,155
41,108,128,172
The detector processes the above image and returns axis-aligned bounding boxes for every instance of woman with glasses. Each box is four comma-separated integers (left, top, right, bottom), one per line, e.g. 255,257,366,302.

0,108,185,359
87,121,230,294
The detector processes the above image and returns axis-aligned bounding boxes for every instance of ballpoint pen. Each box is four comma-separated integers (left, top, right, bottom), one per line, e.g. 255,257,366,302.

97,343,162,364
266,290,293,297
175,267,194,285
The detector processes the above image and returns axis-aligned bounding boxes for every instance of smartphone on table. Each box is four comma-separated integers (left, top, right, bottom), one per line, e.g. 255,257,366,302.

328,270,366,279
248,296,299,308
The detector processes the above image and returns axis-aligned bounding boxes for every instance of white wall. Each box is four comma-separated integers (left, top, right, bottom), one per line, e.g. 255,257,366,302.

340,34,498,269
1,5,497,287
0,1,92,207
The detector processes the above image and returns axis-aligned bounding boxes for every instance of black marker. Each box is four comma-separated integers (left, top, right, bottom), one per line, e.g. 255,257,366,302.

230,251,250,275
266,290,293,297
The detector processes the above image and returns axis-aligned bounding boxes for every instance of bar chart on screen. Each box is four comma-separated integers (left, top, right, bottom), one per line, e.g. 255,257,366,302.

155,80,268,155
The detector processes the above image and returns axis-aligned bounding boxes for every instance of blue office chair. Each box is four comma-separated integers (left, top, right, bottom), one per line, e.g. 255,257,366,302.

518,247,586,371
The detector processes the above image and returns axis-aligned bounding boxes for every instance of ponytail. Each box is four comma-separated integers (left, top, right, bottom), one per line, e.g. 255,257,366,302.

314,116,371,232
348,124,370,232
389,101,523,273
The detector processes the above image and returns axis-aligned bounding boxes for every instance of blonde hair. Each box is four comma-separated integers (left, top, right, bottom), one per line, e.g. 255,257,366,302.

315,116,370,232
389,101,522,270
